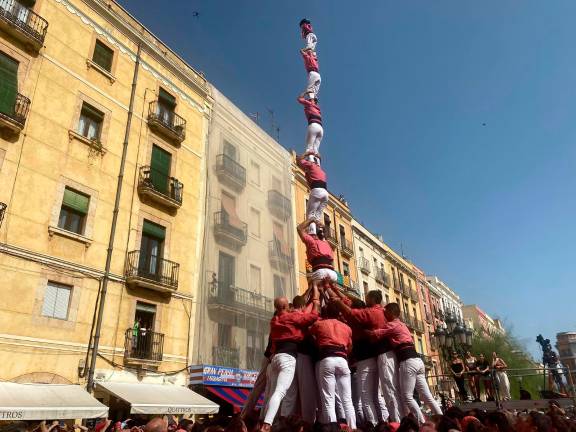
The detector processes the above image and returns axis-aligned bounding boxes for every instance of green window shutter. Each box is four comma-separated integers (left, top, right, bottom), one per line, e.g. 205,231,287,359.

62,188,89,214
0,52,19,116
336,271,344,286
92,40,114,72
150,145,171,193
142,220,166,240
158,88,176,107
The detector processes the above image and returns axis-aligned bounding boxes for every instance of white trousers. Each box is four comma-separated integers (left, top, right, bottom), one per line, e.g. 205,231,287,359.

263,353,296,425
377,351,402,422
305,71,321,99
309,268,337,283
317,357,357,429
399,357,442,424
282,369,298,417
495,371,511,400
297,353,317,423
306,187,329,235
351,370,365,424
355,358,385,425
305,122,323,156
242,357,269,417
305,32,317,51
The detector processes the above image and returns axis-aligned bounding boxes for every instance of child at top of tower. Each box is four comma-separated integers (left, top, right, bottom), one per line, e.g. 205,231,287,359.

300,18,317,52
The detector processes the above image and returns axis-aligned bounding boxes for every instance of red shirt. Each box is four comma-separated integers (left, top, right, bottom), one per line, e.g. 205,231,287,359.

297,158,327,188
343,304,386,329
372,319,413,347
310,318,352,351
301,50,319,73
301,232,333,268
269,310,318,345
297,96,322,125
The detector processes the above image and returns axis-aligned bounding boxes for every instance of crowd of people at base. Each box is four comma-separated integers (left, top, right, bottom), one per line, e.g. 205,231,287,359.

450,352,511,403
4,402,576,432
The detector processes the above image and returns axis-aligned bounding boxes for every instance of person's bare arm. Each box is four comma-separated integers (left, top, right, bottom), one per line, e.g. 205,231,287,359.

297,217,316,242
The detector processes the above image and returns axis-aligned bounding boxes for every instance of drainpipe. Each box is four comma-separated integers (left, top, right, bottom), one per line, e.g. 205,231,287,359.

86,43,142,392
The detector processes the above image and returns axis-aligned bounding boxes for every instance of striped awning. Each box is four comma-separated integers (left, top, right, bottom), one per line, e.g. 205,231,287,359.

207,386,263,413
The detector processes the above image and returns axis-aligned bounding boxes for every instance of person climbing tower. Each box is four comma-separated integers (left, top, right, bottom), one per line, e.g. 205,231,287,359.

300,18,317,52
297,92,323,163
301,48,321,99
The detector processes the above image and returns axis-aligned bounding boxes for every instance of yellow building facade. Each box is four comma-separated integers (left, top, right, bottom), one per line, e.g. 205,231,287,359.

0,0,211,395
293,152,359,296
351,221,431,361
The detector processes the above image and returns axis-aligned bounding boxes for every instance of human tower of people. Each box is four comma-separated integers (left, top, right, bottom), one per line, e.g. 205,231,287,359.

242,20,443,431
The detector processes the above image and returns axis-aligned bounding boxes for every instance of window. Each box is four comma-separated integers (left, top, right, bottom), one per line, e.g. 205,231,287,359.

250,208,260,237
385,294,390,304
403,302,409,313
363,281,368,295
58,187,90,234
150,144,172,194
157,87,176,124
0,52,18,117
247,331,264,370
359,247,364,256
272,176,282,192
92,40,114,72
218,252,235,292
250,161,260,186
413,308,417,319
78,102,104,141
139,220,166,276
223,141,237,161
417,337,424,354
273,274,285,298
339,225,346,242
250,265,261,294
42,281,72,320
342,261,350,277
218,323,232,347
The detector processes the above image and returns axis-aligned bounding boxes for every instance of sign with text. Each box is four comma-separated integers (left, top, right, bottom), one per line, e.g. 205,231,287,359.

189,365,258,388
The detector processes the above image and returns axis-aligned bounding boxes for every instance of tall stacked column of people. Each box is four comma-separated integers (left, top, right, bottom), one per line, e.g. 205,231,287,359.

241,19,443,430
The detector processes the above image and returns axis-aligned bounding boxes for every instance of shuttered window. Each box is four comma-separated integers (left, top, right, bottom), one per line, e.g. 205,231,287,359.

142,220,166,240
58,187,90,234
42,282,72,320
78,102,104,141
92,40,114,72
0,52,18,116
150,145,171,194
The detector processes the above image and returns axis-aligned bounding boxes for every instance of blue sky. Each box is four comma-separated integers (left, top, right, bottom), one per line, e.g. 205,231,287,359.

119,0,576,357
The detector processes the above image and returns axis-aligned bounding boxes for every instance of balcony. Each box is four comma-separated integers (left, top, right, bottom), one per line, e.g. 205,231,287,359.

0,0,48,52
342,276,360,297
401,284,410,298
267,190,291,221
0,202,6,228
375,268,391,287
213,211,247,250
0,93,30,133
268,240,293,272
215,154,246,192
125,250,179,293
358,257,371,275
124,328,164,365
147,101,186,144
137,166,183,210
340,237,354,258
212,346,240,368
414,318,424,333
409,287,419,302
208,284,274,319
393,279,401,292
326,227,338,248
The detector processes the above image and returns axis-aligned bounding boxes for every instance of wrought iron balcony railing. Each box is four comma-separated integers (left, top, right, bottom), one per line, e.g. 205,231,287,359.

0,202,6,228
267,190,291,220
358,257,371,274
402,284,410,297
0,93,30,132
340,237,354,257
124,328,164,363
147,101,186,143
326,227,338,247
410,287,419,302
215,154,246,191
0,0,48,50
375,268,391,288
212,346,240,368
125,250,179,292
138,166,183,208
208,283,274,318
268,240,293,272
213,211,247,250
393,278,401,292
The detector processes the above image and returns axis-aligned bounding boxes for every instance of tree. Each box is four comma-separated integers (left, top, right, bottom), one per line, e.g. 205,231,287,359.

472,330,541,400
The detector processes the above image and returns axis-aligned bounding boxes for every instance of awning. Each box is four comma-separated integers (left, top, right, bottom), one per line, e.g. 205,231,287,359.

207,387,263,413
0,382,108,420
96,382,219,415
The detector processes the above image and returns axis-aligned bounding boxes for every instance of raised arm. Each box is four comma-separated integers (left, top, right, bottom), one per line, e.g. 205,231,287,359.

305,283,320,313
297,217,316,242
